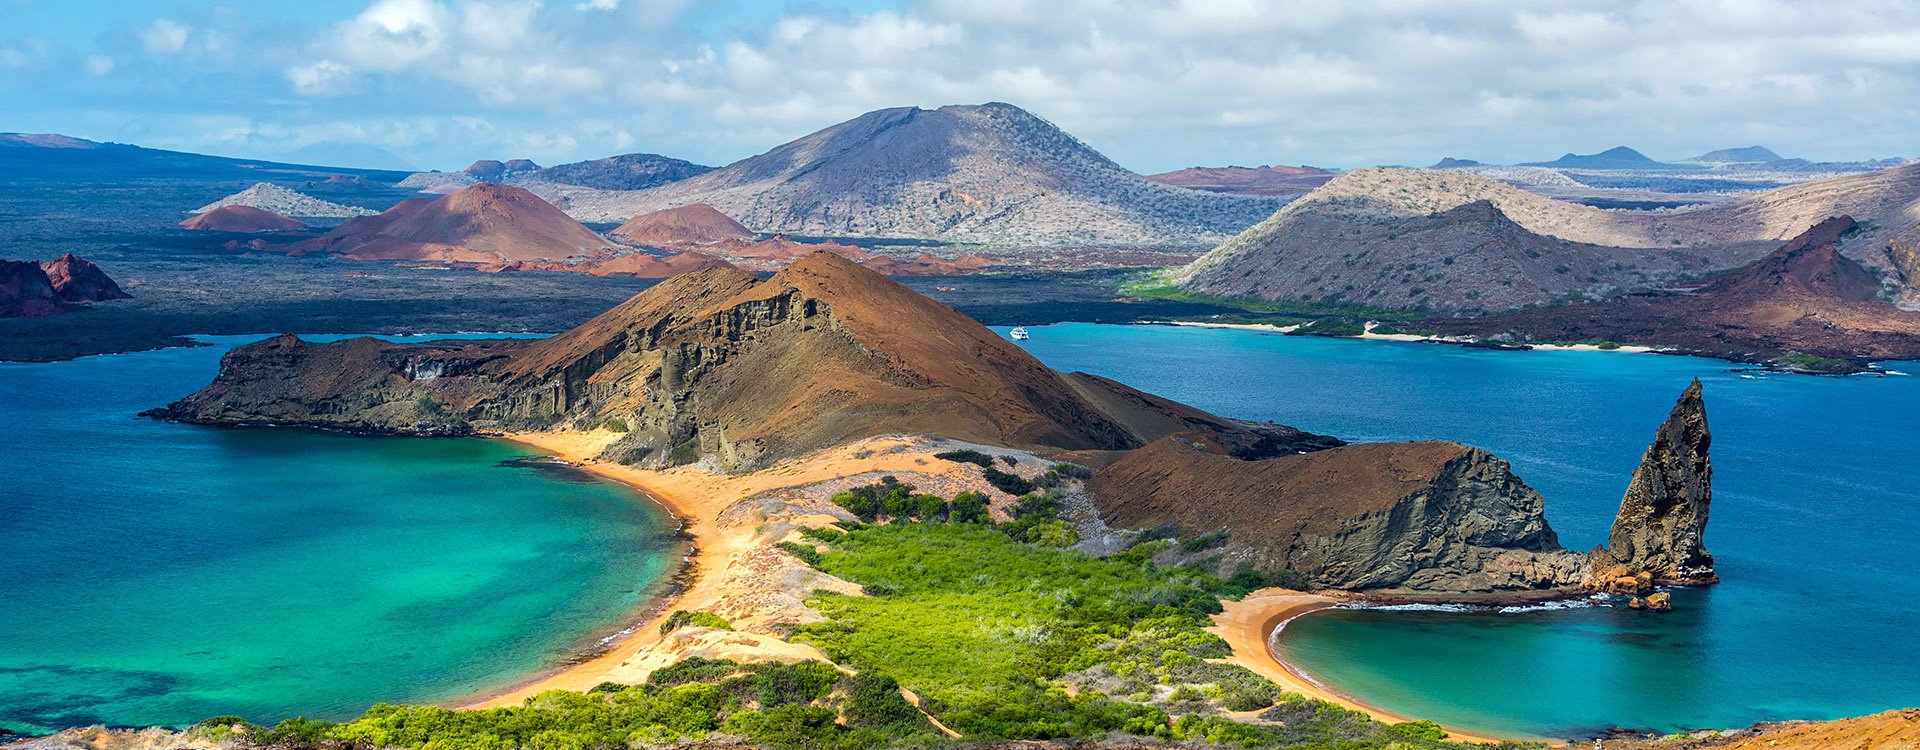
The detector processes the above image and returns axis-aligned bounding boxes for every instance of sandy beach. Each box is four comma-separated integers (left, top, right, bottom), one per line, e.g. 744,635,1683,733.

1210,589,1534,745
460,432,1052,708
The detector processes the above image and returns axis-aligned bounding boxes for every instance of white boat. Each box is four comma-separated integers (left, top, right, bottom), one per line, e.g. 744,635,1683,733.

1009,326,1030,340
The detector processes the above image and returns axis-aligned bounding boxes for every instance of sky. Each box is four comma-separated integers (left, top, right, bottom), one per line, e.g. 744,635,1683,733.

3,0,1918,172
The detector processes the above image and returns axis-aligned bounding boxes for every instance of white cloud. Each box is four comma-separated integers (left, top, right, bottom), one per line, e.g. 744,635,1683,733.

82,54,115,76
335,0,451,70
287,60,355,95
23,0,1920,171
139,19,191,54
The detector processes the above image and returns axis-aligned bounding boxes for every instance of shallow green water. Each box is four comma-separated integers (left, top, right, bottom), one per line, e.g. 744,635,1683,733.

1010,322,1920,739
0,335,680,734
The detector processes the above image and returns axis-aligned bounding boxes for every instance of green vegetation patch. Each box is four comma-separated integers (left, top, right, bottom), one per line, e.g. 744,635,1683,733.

659,609,733,635
1777,352,1857,373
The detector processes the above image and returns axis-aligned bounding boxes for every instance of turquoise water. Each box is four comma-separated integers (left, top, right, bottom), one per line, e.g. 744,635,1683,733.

1008,323,1920,739
0,336,680,735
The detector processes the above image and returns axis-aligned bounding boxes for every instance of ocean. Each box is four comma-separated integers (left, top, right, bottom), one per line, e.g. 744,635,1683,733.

0,335,680,735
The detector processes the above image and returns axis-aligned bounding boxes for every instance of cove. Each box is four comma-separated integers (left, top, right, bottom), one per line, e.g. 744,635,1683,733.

0,335,680,735
1009,322,1920,739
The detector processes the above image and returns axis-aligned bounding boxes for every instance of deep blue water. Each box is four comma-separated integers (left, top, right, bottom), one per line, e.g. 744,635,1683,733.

0,335,680,735
1008,323,1920,738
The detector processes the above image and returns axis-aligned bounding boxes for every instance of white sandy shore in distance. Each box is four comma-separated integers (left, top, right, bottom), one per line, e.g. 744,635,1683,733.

1160,319,1659,354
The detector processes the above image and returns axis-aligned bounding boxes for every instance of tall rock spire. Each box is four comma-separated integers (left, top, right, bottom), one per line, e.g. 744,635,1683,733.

1589,379,1718,590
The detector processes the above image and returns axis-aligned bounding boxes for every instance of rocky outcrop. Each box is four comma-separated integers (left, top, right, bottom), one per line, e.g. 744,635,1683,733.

1588,379,1717,589
1889,226,1920,306
41,254,130,303
1,260,64,317
2,254,130,317
151,252,1312,470
1088,435,1588,597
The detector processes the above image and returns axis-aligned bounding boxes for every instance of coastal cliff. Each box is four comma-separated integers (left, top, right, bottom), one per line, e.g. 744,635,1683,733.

1589,378,1717,589
1088,435,1588,596
1088,381,1717,599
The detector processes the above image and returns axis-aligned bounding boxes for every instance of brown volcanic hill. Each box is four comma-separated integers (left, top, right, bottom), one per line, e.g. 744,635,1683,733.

1144,165,1334,195
1,261,65,318
1424,216,1920,362
40,254,130,303
180,205,308,232
549,102,1287,247
154,252,1324,470
610,204,754,247
1,254,129,317
289,184,613,263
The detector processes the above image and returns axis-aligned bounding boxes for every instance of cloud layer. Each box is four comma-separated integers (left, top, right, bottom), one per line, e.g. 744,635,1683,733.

4,0,1918,171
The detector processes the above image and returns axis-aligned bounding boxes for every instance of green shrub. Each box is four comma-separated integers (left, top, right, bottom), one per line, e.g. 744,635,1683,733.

933,449,994,468
949,491,990,524
660,610,733,635
602,417,629,432
668,440,699,466
982,466,1034,495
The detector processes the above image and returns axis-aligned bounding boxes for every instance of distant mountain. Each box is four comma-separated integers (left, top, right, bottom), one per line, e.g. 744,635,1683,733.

398,159,542,193
1172,168,1751,310
192,183,376,219
0,133,409,182
1174,160,1920,316
289,183,614,263
1430,157,1482,168
180,205,309,232
1142,165,1334,196
1522,146,1687,170
551,103,1286,247
1686,146,1786,164
537,153,714,191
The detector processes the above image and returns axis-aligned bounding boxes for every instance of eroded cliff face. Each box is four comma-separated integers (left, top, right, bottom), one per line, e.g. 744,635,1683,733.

1588,379,1717,590
1088,436,1588,597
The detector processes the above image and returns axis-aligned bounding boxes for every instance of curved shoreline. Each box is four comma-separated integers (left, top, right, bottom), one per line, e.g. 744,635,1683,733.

1211,589,1551,746
455,435,715,706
